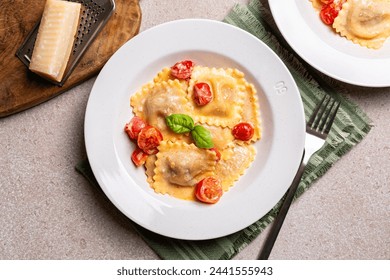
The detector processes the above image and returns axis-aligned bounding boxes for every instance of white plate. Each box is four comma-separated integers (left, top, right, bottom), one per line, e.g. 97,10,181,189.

85,19,305,240
268,0,390,87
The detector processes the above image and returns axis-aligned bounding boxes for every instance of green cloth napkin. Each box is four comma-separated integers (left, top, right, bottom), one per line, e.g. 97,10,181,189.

76,0,372,260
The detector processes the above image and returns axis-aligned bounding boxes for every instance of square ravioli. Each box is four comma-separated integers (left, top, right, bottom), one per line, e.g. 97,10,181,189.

130,79,192,142
310,0,390,49
333,0,390,49
215,144,256,191
152,140,218,200
188,66,246,128
152,67,189,91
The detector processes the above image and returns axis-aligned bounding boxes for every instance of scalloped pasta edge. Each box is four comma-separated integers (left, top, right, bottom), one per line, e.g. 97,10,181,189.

188,66,246,128
152,140,217,200
216,144,256,191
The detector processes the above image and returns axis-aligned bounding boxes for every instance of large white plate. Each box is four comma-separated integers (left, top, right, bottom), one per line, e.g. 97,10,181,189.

269,0,390,87
84,19,305,240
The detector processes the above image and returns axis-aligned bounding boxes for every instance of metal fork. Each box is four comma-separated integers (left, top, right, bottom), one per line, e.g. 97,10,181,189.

258,95,341,260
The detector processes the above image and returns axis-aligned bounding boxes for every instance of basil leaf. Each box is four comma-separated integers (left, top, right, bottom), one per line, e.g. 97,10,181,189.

165,114,194,134
191,125,214,148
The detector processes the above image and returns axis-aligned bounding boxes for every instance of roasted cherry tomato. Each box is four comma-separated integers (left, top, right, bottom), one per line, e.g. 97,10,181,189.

232,122,254,141
137,125,163,155
170,60,194,80
209,147,221,162
131,148,149,167
320,2,340,25
193,82,213,106
124,116,147,140
195,177,223,204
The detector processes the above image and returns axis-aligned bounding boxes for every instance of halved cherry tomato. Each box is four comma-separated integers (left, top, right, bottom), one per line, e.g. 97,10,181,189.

232,122,254,141
320,2,340,25
170,60,194,80
209,147,221,162
195,177,223,204
193,82,213,106
137,125,163,155
124,116,147,140
131,148,148,167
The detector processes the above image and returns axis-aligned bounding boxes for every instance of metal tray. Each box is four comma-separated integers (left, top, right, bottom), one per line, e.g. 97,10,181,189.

16,0,115,86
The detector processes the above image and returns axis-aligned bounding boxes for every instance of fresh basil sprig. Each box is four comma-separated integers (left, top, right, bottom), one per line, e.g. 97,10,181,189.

165,114,194,133
165,114,214,148
191,125,213,148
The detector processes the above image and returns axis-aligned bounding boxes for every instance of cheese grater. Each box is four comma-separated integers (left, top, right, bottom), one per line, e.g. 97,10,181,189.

16,0,115,86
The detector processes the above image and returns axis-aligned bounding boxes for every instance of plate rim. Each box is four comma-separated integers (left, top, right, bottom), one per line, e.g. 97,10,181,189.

268,0,390,87
84,19,306,240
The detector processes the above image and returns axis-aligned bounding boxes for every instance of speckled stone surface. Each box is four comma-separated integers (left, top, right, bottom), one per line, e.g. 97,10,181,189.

0,0,389,260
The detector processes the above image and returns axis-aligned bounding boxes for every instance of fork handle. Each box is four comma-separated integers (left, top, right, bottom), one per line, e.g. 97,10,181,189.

257,152,305,260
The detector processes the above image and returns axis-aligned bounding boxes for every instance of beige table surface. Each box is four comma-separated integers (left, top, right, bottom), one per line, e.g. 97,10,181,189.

1,0,389,260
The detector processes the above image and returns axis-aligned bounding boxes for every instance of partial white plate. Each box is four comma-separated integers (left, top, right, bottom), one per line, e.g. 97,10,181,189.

84,19,305,240
269,0,390,87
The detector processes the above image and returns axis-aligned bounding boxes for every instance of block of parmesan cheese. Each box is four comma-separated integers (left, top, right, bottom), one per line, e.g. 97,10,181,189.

29,0,81,83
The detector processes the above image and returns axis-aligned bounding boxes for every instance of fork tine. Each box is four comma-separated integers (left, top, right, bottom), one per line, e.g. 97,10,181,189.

307,95,328,127
310,96,340,134
309,95,340,135
314,96,332,130
322,100,340,134
307,95,332,128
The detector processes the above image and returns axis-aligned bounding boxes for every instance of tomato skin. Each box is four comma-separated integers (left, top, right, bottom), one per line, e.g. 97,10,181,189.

209,147,221,162
124,116,147,140
137,126,163,155
232,122,254,141
195,177,223,204
131,148,148,167
193,82,213,106
170,60,194,80
320,2,340,25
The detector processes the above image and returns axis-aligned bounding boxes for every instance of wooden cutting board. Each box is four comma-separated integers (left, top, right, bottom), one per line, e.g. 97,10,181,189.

0,0,141,117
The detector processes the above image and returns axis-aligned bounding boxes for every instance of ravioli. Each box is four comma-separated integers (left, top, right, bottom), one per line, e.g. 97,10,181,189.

310,0,390,49
240,82,261,142
130,80,192,141
333,0,390,49
202,124,235,151
310,0,324,10
215,144,256,191
152,140,217,200
153,67,188,91
127,61,262,202
188,66,245,128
